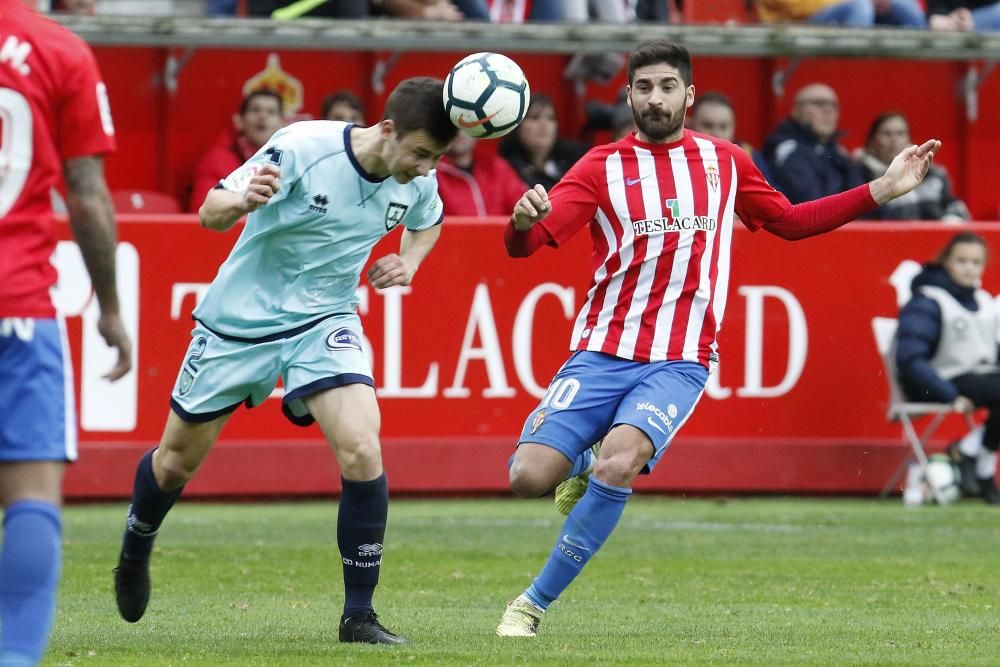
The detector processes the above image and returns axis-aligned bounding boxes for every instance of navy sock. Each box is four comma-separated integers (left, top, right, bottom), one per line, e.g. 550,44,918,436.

121,448,184,562
338,473,388,618
524,476,631,609
0,500,61,664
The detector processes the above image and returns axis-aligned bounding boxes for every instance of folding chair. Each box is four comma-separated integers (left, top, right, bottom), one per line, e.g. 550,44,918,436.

871,317,977,504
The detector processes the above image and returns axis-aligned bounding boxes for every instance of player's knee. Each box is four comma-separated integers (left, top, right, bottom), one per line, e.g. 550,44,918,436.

155,451,197,489
508,464,553,498
592,454,641,488
334,432,382,474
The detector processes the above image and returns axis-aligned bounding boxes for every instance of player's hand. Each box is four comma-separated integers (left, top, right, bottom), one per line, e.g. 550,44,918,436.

953,7,974,31
871,139,941,204
929,13,959,30
243,164,281,212
953,395,975,413
97,311,133,381
422,0,463,20
512,185,552,230
368,253,416,289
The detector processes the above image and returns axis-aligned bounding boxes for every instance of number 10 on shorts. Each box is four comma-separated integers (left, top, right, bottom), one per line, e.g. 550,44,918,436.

540,378,581,410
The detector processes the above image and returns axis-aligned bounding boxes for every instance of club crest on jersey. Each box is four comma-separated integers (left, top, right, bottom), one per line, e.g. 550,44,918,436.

531,409,546,434
632,199,716,236
706,164,720,192
385,202,408,231
325,327,361,351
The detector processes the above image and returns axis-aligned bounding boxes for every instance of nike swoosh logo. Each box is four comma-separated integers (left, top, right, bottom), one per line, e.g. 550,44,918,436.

647,417,666,435
562,535,590,551
625,176,645,186
456,112,499,129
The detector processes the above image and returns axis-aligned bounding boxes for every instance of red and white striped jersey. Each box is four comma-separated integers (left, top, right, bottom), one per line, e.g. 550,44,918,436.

0,1,116,317
538,129,793,368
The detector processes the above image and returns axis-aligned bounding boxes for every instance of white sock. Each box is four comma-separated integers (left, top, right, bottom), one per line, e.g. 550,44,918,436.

958,426,984,457
976,450,997,479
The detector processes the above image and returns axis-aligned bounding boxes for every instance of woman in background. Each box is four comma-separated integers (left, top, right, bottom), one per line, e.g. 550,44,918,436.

499,94,587,191
896,232,999,503
861,112,970,221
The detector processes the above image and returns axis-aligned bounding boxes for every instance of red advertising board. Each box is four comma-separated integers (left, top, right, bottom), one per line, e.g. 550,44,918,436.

56,217,1000,498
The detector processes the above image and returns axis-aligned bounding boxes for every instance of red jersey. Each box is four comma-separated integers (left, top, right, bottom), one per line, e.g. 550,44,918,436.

189,129,257,211
537,130,863,367
0,1,116,317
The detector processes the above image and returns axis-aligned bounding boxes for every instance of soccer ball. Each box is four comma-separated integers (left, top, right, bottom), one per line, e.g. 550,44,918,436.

443,52,530,139
924,454,961,505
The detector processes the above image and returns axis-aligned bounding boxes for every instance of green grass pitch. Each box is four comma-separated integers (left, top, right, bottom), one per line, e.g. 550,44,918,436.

46,498,1000,666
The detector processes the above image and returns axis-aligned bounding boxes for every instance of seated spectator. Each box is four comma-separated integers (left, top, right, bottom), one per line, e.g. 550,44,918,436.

687,91,759,158
875,0,928,26
928,1,1000,31
52,0,95,13
373,0,468,20
611,104,637,141
499,95,587,191
755,0,925,26
896,232,1000,503
486,0,564,21
689,92,770,178
207,0,237,14
189,89,285,211
322,90,365,124
565,0,670,22
860,112,969,221
436,132,527,217
245,0,369,17
762,83,865,204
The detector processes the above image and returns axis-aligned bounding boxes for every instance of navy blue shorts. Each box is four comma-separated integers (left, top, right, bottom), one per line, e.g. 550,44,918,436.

0,318,77,462
518,351,708,472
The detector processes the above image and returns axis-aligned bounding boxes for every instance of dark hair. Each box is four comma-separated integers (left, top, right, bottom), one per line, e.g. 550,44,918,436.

691,91,732,115
383,77,457,146
526,93,555,115
240,89,284,116
627,40,692,87
321,90,364,120
501,93,557,156
865,111,907,149
934,232,989,265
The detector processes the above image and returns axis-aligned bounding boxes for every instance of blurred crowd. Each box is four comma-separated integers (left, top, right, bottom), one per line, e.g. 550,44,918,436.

47,0,1000,32
181,80,970,223
48,0,984,221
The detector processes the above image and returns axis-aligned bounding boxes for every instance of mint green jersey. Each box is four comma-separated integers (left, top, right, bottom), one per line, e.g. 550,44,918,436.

193,121,444,340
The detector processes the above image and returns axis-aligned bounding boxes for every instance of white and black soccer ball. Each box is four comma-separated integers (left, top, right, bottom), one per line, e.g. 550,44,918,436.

924,454,961,505
443,52,530,139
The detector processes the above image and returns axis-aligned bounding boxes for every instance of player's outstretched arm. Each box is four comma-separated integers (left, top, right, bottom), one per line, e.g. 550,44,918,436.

63,155,133,381
368,224,442,289
199,164,281,231
512,184,552,230
869,139,941,205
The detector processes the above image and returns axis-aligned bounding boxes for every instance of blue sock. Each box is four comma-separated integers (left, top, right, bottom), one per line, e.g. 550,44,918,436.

566,449,593,479
121,448,184,562
339,474,388,619
0,500,62,665
524,477,631,609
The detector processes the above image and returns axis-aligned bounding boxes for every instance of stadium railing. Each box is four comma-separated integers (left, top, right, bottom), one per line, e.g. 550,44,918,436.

53,16,1000,60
